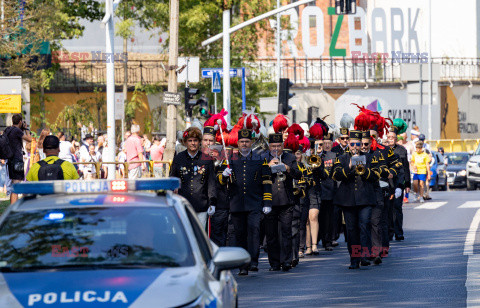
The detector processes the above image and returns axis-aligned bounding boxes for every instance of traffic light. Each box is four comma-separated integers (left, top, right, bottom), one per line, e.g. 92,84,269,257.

335,0,356,15
184,88,209,118
278,78,294,115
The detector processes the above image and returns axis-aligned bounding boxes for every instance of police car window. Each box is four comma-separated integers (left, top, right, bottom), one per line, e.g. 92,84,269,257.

0,207,195,272
185,205,213,265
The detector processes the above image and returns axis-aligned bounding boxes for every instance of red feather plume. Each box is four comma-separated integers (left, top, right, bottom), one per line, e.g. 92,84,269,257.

273,114,289,133
284,132,299,152
286,123,304,140
204,108,228,132
298,136,311,153
309,123,324,140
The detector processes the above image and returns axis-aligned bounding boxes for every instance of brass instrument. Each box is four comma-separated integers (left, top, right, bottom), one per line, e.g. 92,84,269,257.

293,180,306,198
274,153,286,182
351,154,367,176
307,154,322,169
355,164,366,175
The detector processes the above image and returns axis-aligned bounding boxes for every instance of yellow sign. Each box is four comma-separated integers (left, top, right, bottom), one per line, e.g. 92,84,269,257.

0,95,21,113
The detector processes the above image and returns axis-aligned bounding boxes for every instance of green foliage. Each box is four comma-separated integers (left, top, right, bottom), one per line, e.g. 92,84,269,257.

53,98,95,137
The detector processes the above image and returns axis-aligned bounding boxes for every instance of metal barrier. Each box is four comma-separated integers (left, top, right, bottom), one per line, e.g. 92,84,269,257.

425,139,480,153
72,161,171,179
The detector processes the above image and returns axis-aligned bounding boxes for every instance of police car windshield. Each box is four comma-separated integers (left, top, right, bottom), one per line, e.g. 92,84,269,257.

0,207,195,272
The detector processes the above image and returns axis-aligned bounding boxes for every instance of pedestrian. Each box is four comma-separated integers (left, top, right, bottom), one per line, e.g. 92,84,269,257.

80,134,94,163
143,134,151,160
117,147,127,178
57,132,75,163
332,130,379,269
4,114,32,204
150,136,166,178
81,144,102,180
219,128,272,276
169,126,217,229
26,136,79,181
411,142,431,203
124,124,145,179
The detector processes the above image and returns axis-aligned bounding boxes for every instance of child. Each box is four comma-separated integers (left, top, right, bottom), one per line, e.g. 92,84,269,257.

411,142,431,203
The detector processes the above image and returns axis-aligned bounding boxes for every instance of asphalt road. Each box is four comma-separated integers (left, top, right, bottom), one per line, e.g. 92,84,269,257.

236,190,480,307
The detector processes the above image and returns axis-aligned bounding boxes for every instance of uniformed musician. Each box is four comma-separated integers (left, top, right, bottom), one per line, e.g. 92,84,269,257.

265,133,302,272
332,130,380,269
219,129,273,276
332,127,350,155
170,127,217,229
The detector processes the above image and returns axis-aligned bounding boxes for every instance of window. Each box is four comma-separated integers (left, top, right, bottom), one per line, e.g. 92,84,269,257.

185,205,212,266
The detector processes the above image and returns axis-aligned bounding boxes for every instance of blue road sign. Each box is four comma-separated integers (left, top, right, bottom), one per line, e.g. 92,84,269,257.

201,68,238,78
212,72,221,93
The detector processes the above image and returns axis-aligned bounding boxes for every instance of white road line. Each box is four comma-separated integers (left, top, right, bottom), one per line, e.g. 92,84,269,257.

459,201,480,209
414,202,447,210
464,209,480,256
465,209,480,307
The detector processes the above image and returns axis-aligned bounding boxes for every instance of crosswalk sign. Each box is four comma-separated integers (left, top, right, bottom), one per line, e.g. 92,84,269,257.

212,71,221,93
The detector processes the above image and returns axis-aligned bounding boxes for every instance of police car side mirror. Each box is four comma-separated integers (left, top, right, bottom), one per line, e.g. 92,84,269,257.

212,247,250,279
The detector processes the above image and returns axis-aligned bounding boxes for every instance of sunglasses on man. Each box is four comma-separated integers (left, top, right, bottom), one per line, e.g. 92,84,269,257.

340,137,349,141
350,142,361,147
362,143,370,146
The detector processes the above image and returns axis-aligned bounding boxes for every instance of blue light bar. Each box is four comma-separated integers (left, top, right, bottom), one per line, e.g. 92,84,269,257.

13,177,181,195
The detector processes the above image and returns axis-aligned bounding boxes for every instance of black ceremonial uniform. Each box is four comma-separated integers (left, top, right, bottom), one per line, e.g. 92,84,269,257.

332,149,380,267
390,144,409,240
210,160,230,247
319,150,338,249
170,150,216,213
331,144,350,156
265,149,302,270
292,161,309,264
219,148,272,272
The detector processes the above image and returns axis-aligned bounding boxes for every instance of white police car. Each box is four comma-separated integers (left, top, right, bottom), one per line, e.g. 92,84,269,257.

0,178,249,307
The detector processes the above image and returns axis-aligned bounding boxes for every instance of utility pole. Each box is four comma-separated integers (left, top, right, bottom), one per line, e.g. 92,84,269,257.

276,0,281,97
223,9,231,124
427,0,433,140
163,0,179,162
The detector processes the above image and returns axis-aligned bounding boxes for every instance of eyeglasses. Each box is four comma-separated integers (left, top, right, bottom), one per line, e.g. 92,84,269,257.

317,143,324,146
362,143,370,146
340,137,349,141
350,142,361,147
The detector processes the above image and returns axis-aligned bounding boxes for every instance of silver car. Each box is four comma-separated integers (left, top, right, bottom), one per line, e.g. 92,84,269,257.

0,178,249,307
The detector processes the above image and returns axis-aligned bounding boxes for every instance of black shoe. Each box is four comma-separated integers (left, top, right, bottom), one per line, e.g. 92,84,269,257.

360,259,371,266
349,262,360,269
282,264,292,272
331,241,339,247
395,235,405,241
325,246,333,251
374,256,382,265
292,259,299,268
238,269,248,276
424,196,432,200
249,265,258,272
269,266,281,271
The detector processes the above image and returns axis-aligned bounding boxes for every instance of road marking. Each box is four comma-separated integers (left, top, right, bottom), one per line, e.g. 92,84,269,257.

459,201,480,208
465,209,480,307
414,202,447,210
464,209,480,256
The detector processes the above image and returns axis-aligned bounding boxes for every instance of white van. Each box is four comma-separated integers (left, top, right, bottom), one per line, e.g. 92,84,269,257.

466,145,480,190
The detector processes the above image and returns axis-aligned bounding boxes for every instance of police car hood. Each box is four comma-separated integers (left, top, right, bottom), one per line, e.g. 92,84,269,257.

0,267,203,307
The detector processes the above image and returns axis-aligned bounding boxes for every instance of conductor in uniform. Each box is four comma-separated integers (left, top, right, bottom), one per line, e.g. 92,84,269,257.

332,130,380,269
219,129,273,276
265,133,302,272
170,127,217,228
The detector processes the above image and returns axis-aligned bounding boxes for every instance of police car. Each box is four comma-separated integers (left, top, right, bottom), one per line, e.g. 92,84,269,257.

0,178,250,307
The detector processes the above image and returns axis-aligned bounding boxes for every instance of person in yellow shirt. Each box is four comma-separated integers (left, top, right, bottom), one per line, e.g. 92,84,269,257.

27,136,80,181
410,142,431,203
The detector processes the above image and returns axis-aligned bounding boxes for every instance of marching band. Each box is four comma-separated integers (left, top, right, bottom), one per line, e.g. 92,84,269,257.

170,105,410,272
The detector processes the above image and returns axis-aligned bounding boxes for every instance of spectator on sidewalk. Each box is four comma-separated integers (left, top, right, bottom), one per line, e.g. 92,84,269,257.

80,134,94,162
5,114,32,204
411,142,431,203
58,132,75,163
124,124,145,179
150,136,166,178
81,144,102,180
26,136,79,181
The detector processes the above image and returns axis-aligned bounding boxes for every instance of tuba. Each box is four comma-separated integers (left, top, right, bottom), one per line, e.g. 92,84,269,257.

307,154,322,169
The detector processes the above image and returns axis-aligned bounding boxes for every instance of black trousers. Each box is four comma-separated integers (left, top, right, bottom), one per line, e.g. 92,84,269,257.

210,209,229,247
299,197,309,251
292,201,302,260
265,205,294,268
343,205,373,262
227,214,236,247
333,204,343,241
231,210,261,269
371,188,390,253
319,199,335,247
392,192,404,237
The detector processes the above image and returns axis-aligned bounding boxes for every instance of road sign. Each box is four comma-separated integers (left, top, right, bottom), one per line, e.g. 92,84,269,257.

163,92,181,105
114,93,125,120
201,68,238,78
212,72,221,93
178,57,200,83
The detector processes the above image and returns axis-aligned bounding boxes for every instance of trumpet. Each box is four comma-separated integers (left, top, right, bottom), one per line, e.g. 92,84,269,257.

307,154,322,169
355,164,366,176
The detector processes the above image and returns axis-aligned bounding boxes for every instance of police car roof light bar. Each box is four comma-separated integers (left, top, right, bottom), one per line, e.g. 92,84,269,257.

13,178,181,195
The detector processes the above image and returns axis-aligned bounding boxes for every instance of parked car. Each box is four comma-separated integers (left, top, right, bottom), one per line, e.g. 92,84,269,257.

467,145,480,190
429,151,447,191
445,152,470,188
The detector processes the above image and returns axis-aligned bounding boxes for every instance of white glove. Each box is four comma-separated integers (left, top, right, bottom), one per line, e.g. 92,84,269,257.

395,188,402,199
222,167,232,177
263,206,272,215
207,206,216,216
